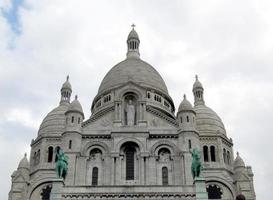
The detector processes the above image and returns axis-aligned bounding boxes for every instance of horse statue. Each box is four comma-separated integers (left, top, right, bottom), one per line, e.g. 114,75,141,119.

55,149,68,179
191,148,202,179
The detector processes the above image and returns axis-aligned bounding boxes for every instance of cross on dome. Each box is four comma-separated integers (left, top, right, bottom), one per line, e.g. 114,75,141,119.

131,24,136,29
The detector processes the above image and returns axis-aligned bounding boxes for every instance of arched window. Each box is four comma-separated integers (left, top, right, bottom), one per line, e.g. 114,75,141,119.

227,151,230,165
180,117,183,123
125,146,135,180
78,117,81,124
162,167,168,185
210,146,216,162
186,116,189,122
71,116,74,123
223,149,226,164
48,146,53,162
69,140,72,149
92,167,98,186
188,140,192,150
207,184,222,199
203,146,209,162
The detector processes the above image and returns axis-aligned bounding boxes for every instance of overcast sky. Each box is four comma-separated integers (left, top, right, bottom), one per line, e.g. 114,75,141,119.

1,0,272,199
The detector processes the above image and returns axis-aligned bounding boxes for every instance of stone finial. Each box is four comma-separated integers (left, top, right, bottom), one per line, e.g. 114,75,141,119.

131,23,136,29
75,95,78,100
24,153,27,157
237,152,239,156
66,75,69,81
183,94,186,99
195,74,198,80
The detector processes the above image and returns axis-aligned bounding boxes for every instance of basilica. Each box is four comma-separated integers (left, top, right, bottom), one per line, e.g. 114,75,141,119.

9,27,255,200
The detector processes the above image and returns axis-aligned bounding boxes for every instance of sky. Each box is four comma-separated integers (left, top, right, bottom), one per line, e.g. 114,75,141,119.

0,0,272,199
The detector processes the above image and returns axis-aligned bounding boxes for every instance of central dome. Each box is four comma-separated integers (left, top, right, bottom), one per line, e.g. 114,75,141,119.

98,57,169,95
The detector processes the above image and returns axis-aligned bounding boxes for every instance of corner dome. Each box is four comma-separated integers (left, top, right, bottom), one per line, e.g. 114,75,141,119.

38,104,69,135
98,58,169,95
178,95,193,113
18,153,29,170
234,152,245,169
66,95,84,116
194,104,226,135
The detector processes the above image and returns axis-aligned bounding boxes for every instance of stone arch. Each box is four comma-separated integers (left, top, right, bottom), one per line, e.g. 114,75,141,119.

115,137,145,153
150,140,180,157
81,141,109,157
117,83,143,100
205,176,236,199
27,179,53,200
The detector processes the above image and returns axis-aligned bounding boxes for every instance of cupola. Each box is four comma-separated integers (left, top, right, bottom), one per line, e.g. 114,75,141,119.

60,75,72,104
126,24,140,59
193,75,204,106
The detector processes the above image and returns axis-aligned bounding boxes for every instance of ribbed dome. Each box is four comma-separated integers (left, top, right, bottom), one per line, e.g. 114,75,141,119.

193,75,203,89
62,76,72,91
66,95,84,115
178,95,193,113
38,104,69,135
127,28,139,40
98,58,168,95
18,153,29,170
194,104,226,135
234,152,245,169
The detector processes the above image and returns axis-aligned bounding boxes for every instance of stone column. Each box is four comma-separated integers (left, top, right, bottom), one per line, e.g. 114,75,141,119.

173,156,182,185
140,156,145,184
111,157,115,185
194,177,208,200
138,101,147,126
184,152,193,184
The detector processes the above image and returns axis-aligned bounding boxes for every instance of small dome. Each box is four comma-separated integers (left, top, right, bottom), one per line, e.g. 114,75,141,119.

193,75,203,89
194,104,226,135
66,95,84,115
178,94,193,113
98,58,169,96
234,152,245,169
61,76,72,91
38,104,69,135
18,153,29,170
127,28,139,41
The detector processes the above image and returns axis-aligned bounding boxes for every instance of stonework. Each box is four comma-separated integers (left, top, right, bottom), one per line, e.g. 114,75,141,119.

9,27,256,200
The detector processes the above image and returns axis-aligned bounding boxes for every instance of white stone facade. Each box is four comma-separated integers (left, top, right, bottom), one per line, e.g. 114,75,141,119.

9,28,255,200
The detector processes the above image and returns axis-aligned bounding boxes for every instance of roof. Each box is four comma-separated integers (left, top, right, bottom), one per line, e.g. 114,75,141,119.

127,28,139,41
194,104,226,135
234,152,246,169
66,95,84,115
98,58,169,95
61,76,72,91
18,153,29,170
178,95,194,113
38,104,69,135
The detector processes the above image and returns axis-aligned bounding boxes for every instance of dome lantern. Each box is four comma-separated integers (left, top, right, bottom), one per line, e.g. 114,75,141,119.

60,75,72,104
193,75,205,106
126,24,140,59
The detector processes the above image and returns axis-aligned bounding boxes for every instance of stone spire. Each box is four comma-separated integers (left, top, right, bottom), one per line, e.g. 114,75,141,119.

126,24,140,59
60,75,72,104
193,75,205,106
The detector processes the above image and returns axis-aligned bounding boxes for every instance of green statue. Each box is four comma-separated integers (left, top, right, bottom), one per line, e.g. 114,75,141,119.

55,149,68,179
191,148,202,179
